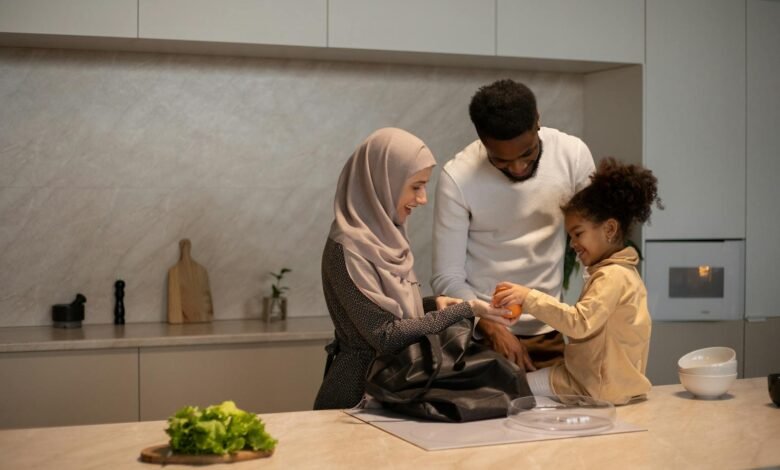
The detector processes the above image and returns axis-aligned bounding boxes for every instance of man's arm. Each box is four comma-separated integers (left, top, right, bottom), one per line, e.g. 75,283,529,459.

574,139,596,192
431,170,476,300
478,319,536,371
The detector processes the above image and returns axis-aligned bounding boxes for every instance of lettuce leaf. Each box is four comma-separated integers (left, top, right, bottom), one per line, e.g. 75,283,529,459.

165,401,278,455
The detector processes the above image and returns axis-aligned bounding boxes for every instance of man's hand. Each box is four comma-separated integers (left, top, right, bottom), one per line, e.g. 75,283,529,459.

435,295,463,311
478,319,536,371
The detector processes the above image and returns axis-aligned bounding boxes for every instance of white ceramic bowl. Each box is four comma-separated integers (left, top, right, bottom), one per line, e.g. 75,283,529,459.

678,360,738,376
678,347,736,370
678,371,737,399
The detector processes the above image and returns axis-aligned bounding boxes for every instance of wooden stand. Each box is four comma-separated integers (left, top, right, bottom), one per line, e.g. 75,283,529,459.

140,444,272,464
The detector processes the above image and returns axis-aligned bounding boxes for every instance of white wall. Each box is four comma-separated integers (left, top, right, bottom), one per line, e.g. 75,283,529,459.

0,47,585,326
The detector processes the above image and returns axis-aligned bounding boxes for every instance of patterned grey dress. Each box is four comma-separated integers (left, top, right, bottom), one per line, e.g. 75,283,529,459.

313,238,474,410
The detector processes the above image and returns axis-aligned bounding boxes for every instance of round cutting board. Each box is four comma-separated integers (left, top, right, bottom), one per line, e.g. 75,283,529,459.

140,444,273,465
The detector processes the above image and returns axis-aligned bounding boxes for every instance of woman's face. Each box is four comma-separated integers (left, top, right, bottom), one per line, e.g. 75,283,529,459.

395,166,433,225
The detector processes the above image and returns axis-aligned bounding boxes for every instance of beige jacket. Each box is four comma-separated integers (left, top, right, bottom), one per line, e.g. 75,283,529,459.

523,247,652,405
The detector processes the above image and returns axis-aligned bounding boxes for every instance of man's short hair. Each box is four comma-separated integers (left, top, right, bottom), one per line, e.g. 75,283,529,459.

468,79,538,140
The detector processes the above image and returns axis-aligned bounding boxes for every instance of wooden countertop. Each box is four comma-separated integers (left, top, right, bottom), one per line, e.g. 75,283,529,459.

0,378,776,469
0,317,334,352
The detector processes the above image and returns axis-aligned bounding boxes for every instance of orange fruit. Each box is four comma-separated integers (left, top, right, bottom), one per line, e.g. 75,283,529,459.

492,286,522,319
504,304,522,319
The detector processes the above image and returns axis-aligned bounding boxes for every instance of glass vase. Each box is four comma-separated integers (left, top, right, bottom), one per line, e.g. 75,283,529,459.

262,296,287,323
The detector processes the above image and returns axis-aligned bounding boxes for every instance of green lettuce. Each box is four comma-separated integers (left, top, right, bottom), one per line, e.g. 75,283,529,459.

165,401,278,455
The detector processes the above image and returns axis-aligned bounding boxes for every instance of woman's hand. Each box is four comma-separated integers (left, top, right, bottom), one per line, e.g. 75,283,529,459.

435,295,463,311
467,299,518,327
492,282,531,309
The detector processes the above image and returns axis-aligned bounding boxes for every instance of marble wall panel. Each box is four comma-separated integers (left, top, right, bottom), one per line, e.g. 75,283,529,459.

0,47,584,326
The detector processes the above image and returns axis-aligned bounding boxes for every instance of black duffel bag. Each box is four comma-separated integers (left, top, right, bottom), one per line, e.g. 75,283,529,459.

364,318,532,422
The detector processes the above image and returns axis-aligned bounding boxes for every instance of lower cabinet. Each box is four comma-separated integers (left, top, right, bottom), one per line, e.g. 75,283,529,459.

0,348,139,429
647,321,744,386
139,340,328,421
647,319,780,385
4,329,771,428
0,339,329,429
744,317,780,378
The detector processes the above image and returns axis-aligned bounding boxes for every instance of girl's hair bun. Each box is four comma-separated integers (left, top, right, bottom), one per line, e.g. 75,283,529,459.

564,158,663,235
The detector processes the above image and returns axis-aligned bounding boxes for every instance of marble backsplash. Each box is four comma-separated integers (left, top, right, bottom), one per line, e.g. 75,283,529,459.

0,47,584,327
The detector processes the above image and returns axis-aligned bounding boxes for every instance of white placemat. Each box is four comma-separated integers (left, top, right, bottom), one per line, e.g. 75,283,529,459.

346,408,646,451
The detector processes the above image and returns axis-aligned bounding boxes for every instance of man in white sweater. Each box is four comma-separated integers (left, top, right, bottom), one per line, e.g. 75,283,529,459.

432,79,594,371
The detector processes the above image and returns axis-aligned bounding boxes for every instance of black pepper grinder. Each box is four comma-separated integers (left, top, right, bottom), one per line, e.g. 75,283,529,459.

114,280,125,325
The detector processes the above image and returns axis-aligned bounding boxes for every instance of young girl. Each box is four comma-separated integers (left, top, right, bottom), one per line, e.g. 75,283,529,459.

493,158,663,405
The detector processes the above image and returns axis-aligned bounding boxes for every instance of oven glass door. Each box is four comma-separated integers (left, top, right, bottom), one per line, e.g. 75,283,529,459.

645,240,744,321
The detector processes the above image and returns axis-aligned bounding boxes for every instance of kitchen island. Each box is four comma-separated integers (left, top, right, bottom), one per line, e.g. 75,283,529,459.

0,378,776,469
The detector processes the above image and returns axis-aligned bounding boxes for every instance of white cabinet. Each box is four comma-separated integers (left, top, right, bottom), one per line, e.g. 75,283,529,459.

139,0,327,47
497,0,644,64
0,0,653,69
328,0,495,55
644,0,746,240
0,0,137,37
746,0,780,319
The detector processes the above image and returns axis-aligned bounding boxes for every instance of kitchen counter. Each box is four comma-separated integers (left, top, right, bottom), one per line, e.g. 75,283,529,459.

0,317,334,352
0,378,776,469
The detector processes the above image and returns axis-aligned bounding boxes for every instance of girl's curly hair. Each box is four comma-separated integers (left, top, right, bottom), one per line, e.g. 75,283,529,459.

563,158,663,238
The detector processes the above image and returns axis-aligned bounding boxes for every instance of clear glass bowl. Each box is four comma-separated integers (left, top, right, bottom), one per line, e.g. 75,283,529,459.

507,395,616,434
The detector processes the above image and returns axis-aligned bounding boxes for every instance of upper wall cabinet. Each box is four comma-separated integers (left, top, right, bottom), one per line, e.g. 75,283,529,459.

746,0,780,319
644,0,746,240
497,0,644,63
328,0,495,56
139,0,327,47
0,0,137,37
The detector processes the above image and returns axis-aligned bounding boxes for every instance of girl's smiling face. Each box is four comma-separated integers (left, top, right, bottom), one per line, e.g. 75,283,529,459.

565,212,620,266
394,166,433,225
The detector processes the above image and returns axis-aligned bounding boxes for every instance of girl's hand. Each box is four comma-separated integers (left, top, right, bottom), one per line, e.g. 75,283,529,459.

435,295,463,311
493,282,531,308
467,299,518,327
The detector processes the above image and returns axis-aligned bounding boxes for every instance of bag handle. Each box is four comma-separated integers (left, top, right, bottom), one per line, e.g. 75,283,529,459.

413,323,474,393
413,332,444,400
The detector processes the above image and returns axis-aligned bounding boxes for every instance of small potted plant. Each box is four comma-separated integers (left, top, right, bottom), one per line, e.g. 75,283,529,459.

262,268,291,323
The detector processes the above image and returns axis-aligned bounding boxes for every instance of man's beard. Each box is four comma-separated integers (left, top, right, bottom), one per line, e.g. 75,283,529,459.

501,140,544,183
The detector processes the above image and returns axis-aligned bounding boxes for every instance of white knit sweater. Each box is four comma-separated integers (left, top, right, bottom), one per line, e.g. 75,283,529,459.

432,127,594,335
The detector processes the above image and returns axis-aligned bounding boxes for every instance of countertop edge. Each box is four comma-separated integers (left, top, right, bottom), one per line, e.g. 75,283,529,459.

0,318,335,353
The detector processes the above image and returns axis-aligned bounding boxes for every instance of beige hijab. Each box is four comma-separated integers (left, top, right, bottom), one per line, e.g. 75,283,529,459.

328,128,436,319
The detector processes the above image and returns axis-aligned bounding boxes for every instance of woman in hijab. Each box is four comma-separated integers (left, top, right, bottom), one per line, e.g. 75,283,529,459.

314,128,516,410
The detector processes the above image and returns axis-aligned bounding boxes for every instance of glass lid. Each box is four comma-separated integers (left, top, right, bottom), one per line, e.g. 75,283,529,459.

507,395,616,434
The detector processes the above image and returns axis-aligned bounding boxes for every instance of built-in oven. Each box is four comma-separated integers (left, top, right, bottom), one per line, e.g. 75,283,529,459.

644,240,744,321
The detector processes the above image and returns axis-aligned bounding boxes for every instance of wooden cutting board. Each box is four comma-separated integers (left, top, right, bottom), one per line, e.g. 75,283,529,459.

167,239,214,324
140,444,273,465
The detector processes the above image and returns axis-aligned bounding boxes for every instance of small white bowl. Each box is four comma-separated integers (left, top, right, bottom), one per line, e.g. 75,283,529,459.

678,347,736,370
679,371,737,399
678,360,738,376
